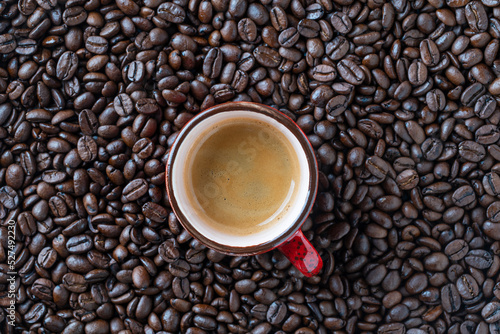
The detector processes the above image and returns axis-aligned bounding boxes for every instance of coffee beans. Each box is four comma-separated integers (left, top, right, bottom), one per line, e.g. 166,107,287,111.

459,140,486,162
3,0,500,332
408,62,428,86
482,301,500,323
270,7,287,32
456,274,480,300
77,136,98,162
62,273,88,293
157,2,186,23
114,93,134,117
203,48,223,79
396,169,419,190
66,235,93,254
311,64,336,82
0,34,16,53
452,185,476,207
337,59,365,85
445,239,470,261
56,51,78,81
465,250,493,269
253,46,281,68
326,95,348,117
466,1,488,32
86,36,108,54
122,178,148,201
420,39,440,66
441,284,462,313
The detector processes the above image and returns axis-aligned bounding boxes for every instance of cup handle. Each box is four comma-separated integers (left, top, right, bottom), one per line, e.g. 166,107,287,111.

278,229,322,277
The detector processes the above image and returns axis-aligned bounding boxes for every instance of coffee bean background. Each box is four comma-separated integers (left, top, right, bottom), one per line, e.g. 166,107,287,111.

2,0,500,333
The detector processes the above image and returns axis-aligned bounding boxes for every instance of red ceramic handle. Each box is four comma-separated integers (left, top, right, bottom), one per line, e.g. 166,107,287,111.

278,229,322,277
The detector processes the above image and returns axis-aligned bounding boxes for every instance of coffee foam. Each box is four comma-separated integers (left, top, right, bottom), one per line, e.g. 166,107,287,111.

171,111,310,247
186,119,300,236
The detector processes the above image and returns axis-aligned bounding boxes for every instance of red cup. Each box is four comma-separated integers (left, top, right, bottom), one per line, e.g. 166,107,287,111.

166,102,322,277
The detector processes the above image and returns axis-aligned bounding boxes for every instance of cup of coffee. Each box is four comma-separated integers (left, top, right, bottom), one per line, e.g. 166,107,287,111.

166,102,322,277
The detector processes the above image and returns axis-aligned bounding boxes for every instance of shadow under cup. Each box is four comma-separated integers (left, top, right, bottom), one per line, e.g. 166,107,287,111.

166,102,318,256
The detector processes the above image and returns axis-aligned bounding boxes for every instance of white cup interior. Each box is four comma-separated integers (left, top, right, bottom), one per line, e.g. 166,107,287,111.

171,110,310,247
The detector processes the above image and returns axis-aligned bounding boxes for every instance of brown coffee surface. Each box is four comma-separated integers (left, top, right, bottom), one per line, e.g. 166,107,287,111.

186,118,300,235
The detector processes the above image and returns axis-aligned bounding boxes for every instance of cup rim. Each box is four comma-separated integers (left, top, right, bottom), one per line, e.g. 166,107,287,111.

166,102,318,256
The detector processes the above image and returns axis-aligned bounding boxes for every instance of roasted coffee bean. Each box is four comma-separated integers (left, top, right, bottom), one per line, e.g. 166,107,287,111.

238,18,258,42
132,266,151,289
420,39,440,66
136,98,159,115
426,89,446,112
56,51,78,81
38,247,58,268
77,136,98,162
169,259,190,277
378,323,405,334
456,274,480,300
158,2,186,23
0,186,20,209
18,212,36,236
459,141,486,162
484,172,500,196
453,185,476,207
465,1,488,32
326,36,349,60
203,48,223,79
408,62,428,86
6,164,24,189
465,250,493,269
445,239,469,261
337,59,365,85
15,40,37,57
159,239,180,262
235,279,257,294
253,46,281,67
62,273,88,293
475,94,496,119
24,303,47,324
476,125,500,145
421,138,443,161
462,82,486,107
326,95,348,117
31,278,55,301
396,169,419,190
267,301,287,325
125,61,145,83
114,93,134,116
193,315,217,330
311,65,336,82
365,156,389,179
482,302,500,323
278,27,300,48
122,178,148,201
441,283,461,313
63,7,88,26
36,0,56,10
298,19,320,38
270,7,287,32
86,36,108,54
358,119,383,139
0,34,16,53
66,235,93,254
79,109,98,135
330,12,352,34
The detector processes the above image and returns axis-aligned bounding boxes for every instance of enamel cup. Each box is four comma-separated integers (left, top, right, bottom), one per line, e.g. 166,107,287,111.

166,102,322,277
